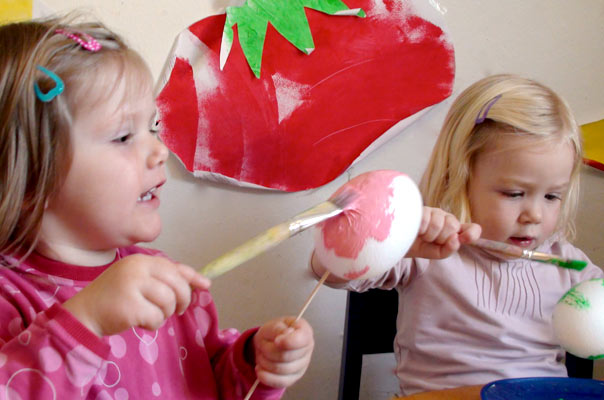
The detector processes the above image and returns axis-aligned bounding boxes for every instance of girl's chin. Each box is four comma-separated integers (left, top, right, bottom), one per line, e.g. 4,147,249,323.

132,221,162,244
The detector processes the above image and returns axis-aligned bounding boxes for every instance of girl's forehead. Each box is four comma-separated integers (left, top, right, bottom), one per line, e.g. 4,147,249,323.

483,131,573,155
73,65,154,118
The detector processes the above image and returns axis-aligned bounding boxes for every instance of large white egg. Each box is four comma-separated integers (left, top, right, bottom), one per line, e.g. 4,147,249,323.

313,170,423,280
552,278,604,359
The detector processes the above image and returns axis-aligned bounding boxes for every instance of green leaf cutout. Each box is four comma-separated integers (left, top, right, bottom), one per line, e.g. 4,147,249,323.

220,0,366,78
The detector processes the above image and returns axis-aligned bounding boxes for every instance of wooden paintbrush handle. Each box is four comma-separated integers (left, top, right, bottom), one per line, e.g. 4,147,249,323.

199,223,291,279
473,238,524,258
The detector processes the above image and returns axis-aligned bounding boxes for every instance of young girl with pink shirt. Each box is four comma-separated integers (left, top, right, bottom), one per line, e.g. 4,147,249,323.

0,16,313,399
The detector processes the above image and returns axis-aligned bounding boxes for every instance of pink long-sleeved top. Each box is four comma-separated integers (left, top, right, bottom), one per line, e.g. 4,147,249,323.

329,239,604,395
0,246,283,399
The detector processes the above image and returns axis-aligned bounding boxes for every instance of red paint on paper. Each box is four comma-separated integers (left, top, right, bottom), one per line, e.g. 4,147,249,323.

157,1,454,191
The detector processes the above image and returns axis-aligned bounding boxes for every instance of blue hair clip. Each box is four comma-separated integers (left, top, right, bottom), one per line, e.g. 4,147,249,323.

475,94,502,124
34,65,64,102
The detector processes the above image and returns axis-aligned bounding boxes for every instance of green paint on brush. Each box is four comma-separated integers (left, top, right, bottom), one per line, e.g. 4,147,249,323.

558,287,590,310
588,354,604,360
221,0,366,77
535,258,587,271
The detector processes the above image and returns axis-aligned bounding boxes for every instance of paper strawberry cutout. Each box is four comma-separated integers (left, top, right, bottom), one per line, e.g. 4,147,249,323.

156,0,455,191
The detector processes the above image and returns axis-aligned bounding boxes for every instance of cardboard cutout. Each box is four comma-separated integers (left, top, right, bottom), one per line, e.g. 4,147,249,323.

0,0,32,21
156,0,455,191
582,119,604,171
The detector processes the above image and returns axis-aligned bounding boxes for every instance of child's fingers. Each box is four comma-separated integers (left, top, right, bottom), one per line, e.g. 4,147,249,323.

255,355,309,382
435,214,461,245
149,263,195,315
258,318,312,346
133,295,168,331
419,208,445,242
257,318,292,342
420,209,461,244
256,334,313,361
141,279,179,318
253,318,313,388
274,320,313,348
262,348,313,369
444,234,460,252
458,222,482,244
176,263,211,290
417,207,432,235
255,346,312,388
255,368,304,389
441,222,481,255
256,318,314,357
150,261,211,316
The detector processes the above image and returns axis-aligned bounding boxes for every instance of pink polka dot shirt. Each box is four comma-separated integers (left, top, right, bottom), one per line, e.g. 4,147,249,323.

0,246,284,399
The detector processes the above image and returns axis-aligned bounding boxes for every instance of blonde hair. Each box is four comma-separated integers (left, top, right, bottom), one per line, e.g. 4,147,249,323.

420,74,583,240
0,14,151,256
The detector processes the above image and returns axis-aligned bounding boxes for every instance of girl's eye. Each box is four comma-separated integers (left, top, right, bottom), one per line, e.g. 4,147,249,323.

150,119,160,135
113,133,133,143
503,191,523,198
545,193,562,201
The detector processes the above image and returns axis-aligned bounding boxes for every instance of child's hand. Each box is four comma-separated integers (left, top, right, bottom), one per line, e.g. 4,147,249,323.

405,206,481,259
63,254,210,337
253,317,314,388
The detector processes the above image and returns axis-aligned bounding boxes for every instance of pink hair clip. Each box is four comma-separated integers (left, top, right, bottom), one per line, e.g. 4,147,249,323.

55,29,101,52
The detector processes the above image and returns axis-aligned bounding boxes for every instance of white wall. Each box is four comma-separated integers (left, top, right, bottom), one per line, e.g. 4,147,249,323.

40,1,604,398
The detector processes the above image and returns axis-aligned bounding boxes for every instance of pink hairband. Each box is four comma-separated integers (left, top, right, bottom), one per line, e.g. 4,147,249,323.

55,29,102,52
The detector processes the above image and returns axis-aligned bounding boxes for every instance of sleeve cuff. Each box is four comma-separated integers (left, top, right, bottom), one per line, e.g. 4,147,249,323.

232,327,286,397
45,303,110,359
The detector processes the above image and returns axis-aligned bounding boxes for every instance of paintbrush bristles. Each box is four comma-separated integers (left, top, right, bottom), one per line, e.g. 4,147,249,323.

330,187,361,211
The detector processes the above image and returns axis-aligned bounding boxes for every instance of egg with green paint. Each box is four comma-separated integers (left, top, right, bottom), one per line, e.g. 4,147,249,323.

553,278,604,359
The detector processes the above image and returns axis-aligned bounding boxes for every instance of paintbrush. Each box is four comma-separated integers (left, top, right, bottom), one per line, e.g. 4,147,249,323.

473,238,587,271
198,188,359,279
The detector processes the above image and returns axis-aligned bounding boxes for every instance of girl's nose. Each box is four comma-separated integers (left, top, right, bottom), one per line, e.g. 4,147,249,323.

519,200,542,224
148,136,169,168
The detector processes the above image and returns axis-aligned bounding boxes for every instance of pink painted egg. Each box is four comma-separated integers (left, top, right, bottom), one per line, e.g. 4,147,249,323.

313,170,423,280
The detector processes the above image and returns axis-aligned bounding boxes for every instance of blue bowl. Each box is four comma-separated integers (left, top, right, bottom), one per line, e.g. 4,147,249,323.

481,377,604,400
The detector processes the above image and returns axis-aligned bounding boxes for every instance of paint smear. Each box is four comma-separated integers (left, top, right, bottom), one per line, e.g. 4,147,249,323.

559,287,590,310
321,170,400,259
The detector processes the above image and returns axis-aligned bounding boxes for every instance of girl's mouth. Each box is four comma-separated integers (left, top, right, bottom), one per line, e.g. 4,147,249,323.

509,236,535,248
138,186,158,202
